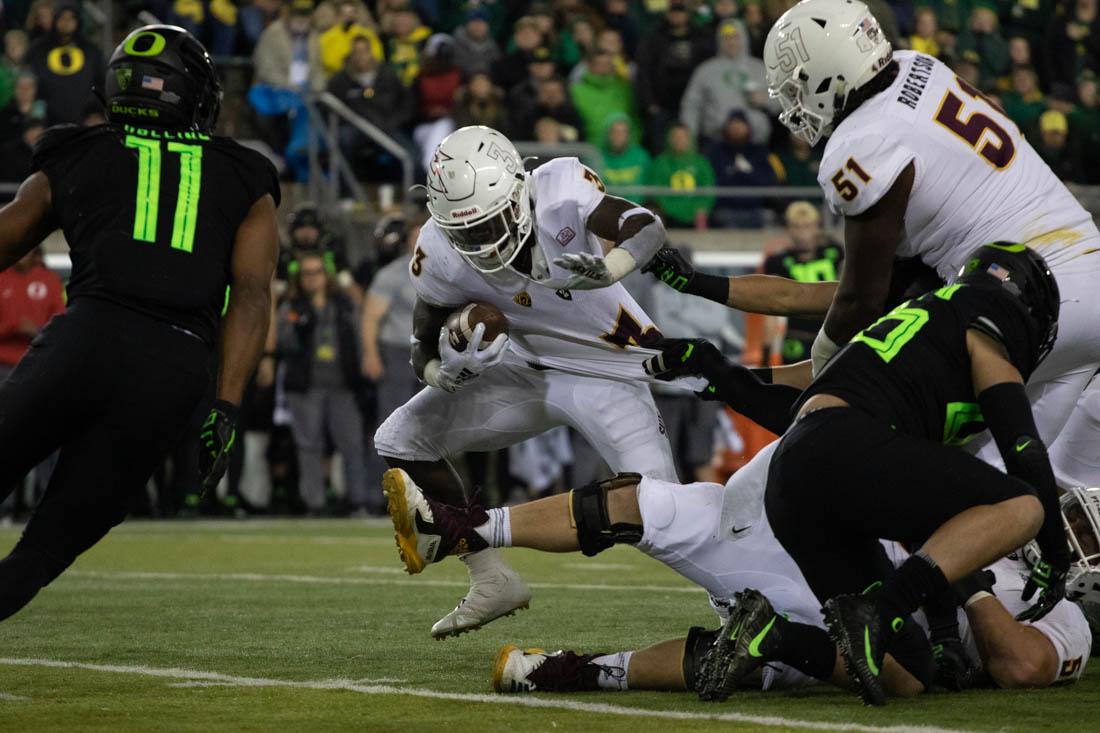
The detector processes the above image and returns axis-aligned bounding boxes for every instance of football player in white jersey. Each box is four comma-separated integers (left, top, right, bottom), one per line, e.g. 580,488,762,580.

762,0,1100,490
486,485,1098,699
378,436,1095,698
375,126,678,639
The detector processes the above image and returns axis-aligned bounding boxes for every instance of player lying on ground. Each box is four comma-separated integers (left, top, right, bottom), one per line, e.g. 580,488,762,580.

384,244,1074,704
488,488,1099,699
0,26,278,621
374,126,686,639
762,0,1100,489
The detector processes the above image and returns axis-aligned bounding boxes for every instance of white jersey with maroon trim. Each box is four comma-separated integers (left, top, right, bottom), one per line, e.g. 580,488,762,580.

411,157,670,383
819,50,1100,280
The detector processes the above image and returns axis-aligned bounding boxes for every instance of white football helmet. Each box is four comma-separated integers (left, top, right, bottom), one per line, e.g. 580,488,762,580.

425,126,533,274
764,0,892,146
1022,487,1100,583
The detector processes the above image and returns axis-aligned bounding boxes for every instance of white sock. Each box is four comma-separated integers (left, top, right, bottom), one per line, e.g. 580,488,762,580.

591,651,633,691
473,507,512,548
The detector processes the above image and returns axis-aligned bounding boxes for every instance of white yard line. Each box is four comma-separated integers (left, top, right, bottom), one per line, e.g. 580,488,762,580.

0,657,977,733
66,570,704,595
0,692,30,701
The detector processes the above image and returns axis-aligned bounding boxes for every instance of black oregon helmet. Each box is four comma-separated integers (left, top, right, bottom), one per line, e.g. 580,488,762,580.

104,25,222,132
958,242,1060,378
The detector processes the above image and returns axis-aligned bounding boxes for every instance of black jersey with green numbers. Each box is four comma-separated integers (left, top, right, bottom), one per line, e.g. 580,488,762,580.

31,123,280,346
800,283,1032,446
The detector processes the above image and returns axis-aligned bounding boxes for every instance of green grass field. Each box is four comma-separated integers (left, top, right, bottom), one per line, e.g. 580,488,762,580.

0,518,1094,732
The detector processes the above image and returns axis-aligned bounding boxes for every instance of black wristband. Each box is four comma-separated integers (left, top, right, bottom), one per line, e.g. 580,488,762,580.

212,399,240,423
683,272,729,305
750,367,774,384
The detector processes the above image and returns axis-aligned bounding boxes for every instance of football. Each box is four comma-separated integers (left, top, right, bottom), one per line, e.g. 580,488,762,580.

445,302,509,351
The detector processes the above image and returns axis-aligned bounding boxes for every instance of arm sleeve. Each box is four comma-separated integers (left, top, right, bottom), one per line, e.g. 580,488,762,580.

709,364,800,435
977,381,1066,563
818,132,916,217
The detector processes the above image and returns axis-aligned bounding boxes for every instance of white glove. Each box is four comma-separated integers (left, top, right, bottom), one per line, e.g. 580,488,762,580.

427,322,509,392
553,250,635,290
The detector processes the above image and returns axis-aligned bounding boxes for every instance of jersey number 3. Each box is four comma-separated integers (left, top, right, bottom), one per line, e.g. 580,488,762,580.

124,135,203,253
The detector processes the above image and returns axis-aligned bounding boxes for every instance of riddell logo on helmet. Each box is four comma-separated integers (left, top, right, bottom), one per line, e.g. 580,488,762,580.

452,208,480,218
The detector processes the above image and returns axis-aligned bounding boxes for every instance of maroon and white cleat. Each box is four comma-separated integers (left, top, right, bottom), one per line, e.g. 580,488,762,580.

492,645,614,693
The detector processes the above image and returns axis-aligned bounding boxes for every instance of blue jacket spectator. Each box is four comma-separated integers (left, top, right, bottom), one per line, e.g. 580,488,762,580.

704,110,779,229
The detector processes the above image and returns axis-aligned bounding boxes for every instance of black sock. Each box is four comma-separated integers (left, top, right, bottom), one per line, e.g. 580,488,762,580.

775,617,837,681
877,551,949,630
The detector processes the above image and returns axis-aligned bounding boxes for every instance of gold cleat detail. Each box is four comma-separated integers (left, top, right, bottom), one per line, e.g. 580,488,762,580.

383,469,426,575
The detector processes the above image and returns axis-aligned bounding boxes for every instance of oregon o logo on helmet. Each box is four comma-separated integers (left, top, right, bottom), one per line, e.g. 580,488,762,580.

124,31,167,57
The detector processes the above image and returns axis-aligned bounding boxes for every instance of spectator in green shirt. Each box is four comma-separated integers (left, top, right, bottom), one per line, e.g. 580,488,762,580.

1069,70,1100,182
599,113,651,197
1002,67,1046,133
570,49,641,144
646,123,715,228
955,3,1009,90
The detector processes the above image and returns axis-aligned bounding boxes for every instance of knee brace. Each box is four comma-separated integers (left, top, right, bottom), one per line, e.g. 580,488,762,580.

682,625,720,692
569,472,643,557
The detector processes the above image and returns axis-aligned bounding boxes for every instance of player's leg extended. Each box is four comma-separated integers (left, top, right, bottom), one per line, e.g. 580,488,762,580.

0,317,207,621
375,364,554,638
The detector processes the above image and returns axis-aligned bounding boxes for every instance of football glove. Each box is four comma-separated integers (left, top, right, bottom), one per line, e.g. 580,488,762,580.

931,635,976,692
643,338,728,382
1017,556,1069,622
553,252,616,290
641,246,695,292
199,400,238,495
434,322,509,392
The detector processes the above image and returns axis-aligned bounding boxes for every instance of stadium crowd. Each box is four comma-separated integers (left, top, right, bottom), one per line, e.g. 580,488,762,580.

0,0,1099,518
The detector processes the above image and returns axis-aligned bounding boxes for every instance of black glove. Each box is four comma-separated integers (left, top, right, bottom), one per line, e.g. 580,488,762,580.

1017,556,1069,622
931,635,976,691
952,569,996,607
641,246,695,292
198,400,238,496
643,337,729,385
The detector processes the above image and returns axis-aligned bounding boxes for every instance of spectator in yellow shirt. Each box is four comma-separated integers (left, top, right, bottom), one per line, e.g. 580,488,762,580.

910,7,941,57
319,0,383,76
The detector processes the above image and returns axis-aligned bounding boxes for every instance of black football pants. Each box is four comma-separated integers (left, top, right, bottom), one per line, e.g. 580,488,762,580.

0,299,209,621
765,407,1035,604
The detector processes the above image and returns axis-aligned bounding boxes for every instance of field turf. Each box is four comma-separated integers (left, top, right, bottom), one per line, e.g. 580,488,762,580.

0,518,1094,732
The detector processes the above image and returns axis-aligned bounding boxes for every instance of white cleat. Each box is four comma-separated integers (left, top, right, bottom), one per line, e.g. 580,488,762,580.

493,644,548,692
430,548,532,639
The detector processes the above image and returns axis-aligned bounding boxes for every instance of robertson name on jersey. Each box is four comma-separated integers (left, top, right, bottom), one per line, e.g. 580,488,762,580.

820,51,1100,279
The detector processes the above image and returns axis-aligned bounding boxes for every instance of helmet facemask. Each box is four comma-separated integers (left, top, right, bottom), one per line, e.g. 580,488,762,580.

771,72,836,146
436,174,532,274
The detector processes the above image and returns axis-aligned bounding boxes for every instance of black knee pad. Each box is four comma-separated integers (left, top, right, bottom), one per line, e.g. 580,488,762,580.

682,625,720,692
887,616,935,690
569,472,643,557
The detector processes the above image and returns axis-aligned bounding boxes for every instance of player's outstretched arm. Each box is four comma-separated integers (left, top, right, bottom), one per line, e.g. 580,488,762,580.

814,163,914,373
964,594,1059,688
969,329,1069,620
642,246,837,316
0,173,57,272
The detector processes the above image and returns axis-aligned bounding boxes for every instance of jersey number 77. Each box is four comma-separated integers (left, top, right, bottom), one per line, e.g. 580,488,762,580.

124,135,203,253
